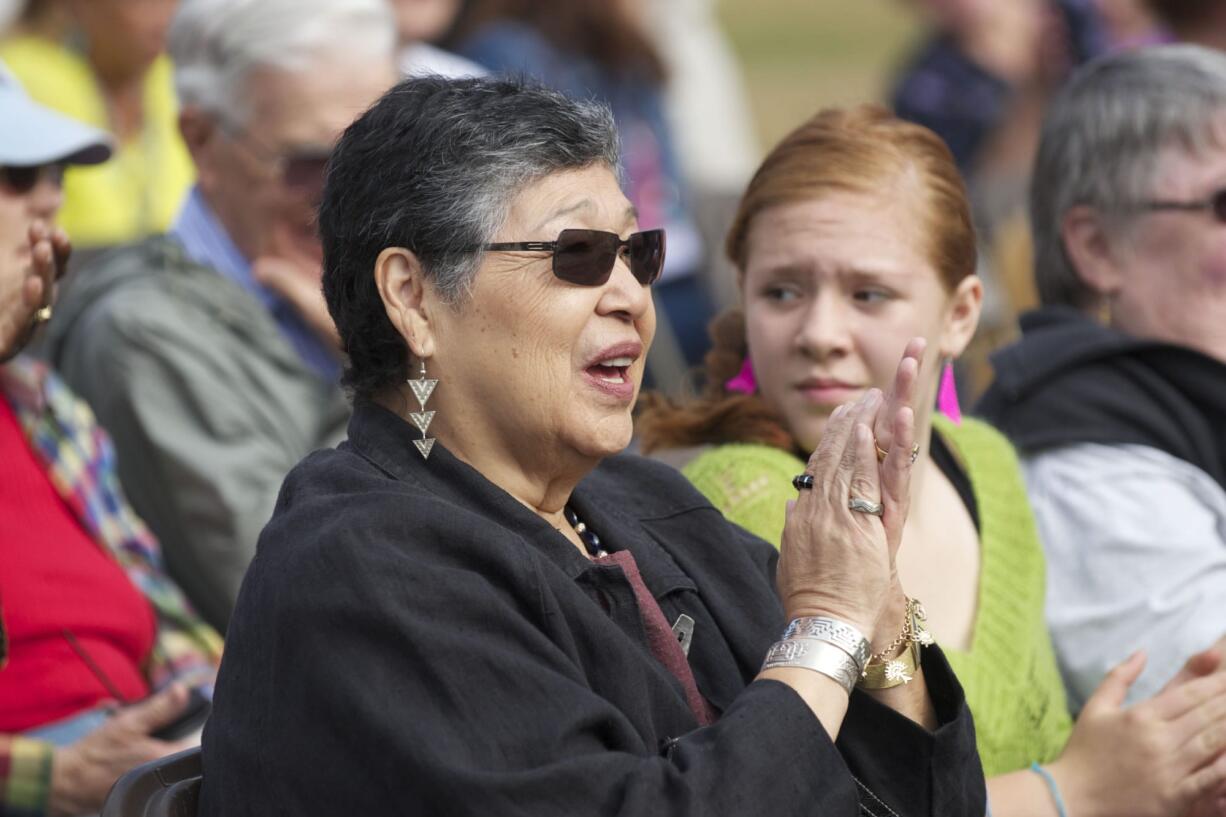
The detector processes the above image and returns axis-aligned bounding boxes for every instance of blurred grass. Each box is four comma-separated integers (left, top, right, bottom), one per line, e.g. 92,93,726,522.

717,0,922,151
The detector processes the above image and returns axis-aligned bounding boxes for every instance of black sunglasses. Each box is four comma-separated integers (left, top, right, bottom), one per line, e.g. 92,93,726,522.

481,228,666,286
1138,189,1226,222
0,163,65,195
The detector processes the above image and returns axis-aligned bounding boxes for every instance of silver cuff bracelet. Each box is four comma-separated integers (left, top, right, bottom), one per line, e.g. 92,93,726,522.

781,616,871,672
761,638,860,696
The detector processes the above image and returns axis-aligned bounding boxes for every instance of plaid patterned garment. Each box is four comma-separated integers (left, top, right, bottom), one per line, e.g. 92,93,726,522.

0,356,222,817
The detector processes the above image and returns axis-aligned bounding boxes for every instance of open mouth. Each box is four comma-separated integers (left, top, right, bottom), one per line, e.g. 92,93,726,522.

587,357,633,385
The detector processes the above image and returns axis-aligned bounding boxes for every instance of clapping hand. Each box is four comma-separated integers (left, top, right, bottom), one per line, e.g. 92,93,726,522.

777,338,925,645
1,220,69,361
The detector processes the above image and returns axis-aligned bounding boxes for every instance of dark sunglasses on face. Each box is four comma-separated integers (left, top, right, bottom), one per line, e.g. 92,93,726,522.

481,228,667,287
217,116,331,201
0,163,65,195
1139,189,1226,222
280,153,331,200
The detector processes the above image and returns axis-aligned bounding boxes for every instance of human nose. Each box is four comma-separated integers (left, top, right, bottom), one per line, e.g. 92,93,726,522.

28,174,63,221
795,290,852,360
596,252,653,322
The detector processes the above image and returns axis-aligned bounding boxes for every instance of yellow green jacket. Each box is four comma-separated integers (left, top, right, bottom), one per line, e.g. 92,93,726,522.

682,416,1073,777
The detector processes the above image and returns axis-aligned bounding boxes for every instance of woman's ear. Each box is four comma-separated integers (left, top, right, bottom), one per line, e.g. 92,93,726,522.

940,274,984,359
375,247,436,360
1061,205,1124,298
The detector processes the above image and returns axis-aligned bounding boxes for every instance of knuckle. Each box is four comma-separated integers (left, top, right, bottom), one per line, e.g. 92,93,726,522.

849,474,876,499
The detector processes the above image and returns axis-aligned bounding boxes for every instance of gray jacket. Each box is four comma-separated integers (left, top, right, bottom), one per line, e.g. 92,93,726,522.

47,236,350,630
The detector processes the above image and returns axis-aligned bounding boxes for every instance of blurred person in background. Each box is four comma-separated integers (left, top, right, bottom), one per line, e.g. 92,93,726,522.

892,0,1110,177
0,62,220,817
0,0,193,253
639,104,1226,817
448,0,714,380
892,0,1121,402
640,0,759,312
979,45,1226,711
388,0,485,77
44,0,399,632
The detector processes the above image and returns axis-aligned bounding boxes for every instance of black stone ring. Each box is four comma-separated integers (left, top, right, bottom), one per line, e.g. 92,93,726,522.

792,474,815,491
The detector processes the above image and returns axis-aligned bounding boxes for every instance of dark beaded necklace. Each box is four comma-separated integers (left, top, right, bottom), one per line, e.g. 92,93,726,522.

564,505,609,558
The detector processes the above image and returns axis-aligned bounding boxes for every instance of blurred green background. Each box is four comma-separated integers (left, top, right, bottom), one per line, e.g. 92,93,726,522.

718,0,920,150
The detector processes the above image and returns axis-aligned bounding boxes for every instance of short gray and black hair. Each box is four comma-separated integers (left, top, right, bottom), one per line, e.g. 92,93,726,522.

168,0,396,124
1031,44,1226,309
319,76,621,399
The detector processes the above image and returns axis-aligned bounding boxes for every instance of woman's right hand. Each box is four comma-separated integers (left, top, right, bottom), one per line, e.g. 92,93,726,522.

776,386,911,641
776,337,922,640
1048,649,1226,817
0,220,69,362
47,685,198,817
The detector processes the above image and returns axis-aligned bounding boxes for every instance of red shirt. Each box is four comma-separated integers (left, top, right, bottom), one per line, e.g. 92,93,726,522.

0,396,154,731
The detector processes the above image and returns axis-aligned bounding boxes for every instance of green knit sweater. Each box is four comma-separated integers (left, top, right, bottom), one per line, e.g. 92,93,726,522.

682,417,1072,776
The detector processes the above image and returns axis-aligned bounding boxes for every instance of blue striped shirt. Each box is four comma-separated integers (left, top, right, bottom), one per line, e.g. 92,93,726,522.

170,187,340,382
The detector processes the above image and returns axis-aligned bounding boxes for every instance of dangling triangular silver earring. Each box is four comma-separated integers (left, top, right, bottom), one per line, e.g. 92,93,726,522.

408,359,438,460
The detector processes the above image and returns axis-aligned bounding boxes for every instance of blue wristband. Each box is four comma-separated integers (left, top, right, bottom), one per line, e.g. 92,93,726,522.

1030,762,1069,817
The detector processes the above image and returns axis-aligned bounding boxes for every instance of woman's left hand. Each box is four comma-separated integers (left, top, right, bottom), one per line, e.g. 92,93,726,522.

0,220,69,361
870,338,925,563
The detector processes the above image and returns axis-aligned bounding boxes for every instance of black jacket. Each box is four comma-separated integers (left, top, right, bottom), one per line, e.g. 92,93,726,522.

978,306,1226,490
199,401,985,816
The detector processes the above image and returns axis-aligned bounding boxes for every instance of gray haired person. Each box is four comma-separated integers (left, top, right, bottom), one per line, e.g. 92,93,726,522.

980,44,1226,709
46,0,400,630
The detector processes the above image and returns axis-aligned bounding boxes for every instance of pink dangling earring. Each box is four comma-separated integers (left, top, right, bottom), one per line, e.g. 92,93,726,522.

938,359,962,425
725,357,757,394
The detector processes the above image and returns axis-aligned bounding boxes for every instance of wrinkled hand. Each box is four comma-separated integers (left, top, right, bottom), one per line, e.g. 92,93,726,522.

48,685,197,817
778,340,922,641
1050,649,1226,817
251,222,340,353
0,221,69,361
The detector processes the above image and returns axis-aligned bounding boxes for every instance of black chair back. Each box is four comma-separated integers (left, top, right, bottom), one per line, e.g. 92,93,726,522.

100,746,202,817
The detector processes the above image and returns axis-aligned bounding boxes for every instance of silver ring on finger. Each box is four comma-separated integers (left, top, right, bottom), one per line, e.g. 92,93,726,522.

848,496,884,516
792,474,815,491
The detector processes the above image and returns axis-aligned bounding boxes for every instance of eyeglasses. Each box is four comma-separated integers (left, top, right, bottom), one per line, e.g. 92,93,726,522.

216,117,331,200
481,228,666,286
0,163,65,195
1137,190,1226,222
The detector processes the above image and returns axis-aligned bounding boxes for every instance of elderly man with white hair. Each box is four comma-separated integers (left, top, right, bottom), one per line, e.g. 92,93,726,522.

980,44,1226,711
47,0,399,631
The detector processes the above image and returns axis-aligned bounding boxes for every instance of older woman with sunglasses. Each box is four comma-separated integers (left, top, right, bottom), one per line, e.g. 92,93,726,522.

199,76,986,817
